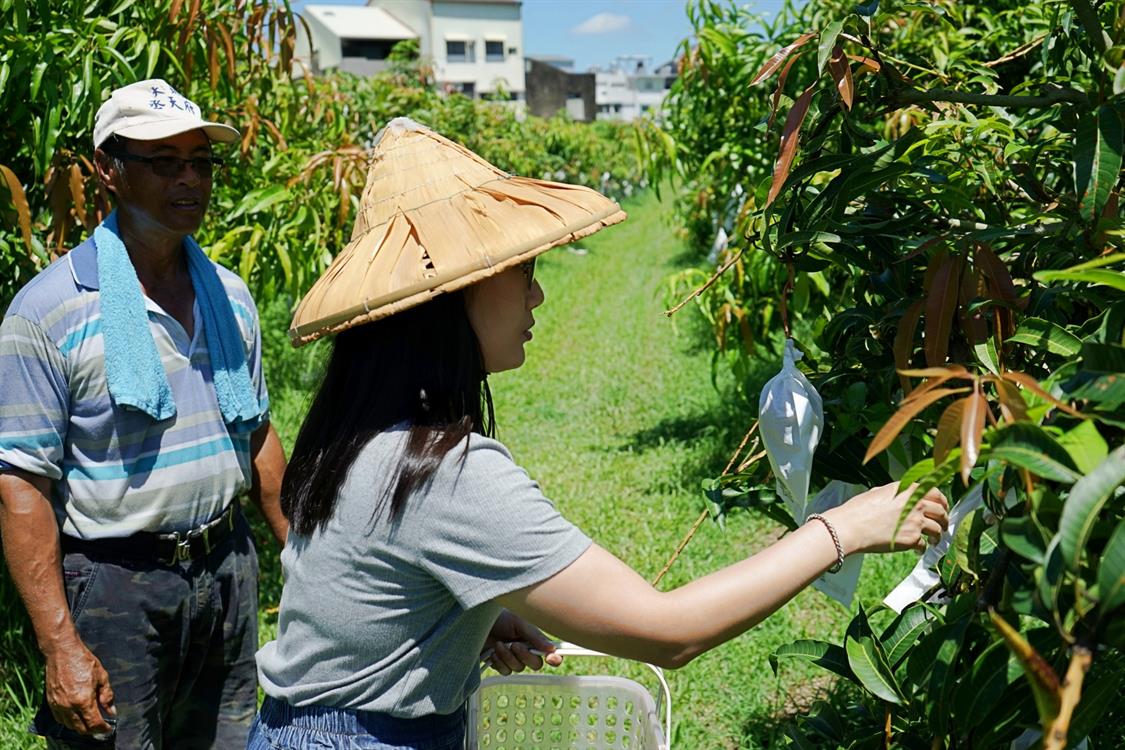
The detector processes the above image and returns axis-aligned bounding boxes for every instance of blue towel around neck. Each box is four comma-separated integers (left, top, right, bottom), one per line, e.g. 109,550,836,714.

94,211,263,428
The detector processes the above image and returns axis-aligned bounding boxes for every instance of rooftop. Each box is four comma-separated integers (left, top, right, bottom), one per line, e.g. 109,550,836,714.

303,5,416,40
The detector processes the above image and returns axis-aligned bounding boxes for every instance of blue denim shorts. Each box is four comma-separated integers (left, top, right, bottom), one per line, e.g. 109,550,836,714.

248,695,466,750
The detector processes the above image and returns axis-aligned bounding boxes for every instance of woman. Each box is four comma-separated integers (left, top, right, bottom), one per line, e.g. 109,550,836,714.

249,120,949,750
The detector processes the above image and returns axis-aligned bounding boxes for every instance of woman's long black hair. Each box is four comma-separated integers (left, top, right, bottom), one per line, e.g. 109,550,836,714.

280,291,494,535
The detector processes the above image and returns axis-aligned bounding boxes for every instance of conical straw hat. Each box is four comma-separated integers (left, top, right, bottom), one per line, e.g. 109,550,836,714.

289,117,627,346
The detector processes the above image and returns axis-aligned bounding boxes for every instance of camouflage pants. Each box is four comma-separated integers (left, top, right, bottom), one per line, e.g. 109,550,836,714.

31,509,259,750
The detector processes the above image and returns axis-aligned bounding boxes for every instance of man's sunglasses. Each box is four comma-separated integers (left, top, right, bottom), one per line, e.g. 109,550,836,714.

108,152,224,178
519,257,536,289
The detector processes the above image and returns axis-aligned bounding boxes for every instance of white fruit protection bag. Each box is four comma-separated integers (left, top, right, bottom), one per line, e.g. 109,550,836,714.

758,339,864,607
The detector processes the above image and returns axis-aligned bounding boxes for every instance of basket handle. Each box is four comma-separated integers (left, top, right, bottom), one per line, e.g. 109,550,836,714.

480,641,673,749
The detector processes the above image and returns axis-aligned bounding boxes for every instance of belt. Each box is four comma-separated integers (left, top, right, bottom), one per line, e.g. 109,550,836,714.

60,504,239,566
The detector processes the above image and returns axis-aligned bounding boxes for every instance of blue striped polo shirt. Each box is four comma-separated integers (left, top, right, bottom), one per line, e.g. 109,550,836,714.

0,237,269,539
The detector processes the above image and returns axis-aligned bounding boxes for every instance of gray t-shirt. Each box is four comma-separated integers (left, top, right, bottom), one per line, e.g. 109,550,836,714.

256,427,592,717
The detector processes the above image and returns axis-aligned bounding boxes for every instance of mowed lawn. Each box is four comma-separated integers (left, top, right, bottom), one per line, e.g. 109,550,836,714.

0,190,918,749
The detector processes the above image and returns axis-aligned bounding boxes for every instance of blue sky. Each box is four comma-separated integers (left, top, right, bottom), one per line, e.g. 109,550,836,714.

290,1,787,72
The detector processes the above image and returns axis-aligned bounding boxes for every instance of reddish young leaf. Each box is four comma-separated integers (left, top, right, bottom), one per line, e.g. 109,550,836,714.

1001,372,1083,417
217,25,237,83
766,52,803,132
208,29,220,89
766,83,817,209
260,117,288,150
934,397,967,465
847,54,881,74
46,167,71,255
751,31,817,85
899,365,970,379
902,370,971,405
924,253,965,366
864,387,971,464
0,164,33,253
894,299,925,393
68,163,89,231
975,243,1020,307
961,388,986,484
827,45,854,110
995,378,1029,423
959,263,989,345
169,0,186,22
922,248,948,293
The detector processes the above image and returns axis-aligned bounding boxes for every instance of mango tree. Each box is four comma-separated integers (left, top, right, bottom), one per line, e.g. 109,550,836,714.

643,0,1125,746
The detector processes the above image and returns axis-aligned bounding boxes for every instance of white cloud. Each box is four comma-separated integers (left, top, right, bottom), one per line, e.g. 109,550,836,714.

571,12,631,35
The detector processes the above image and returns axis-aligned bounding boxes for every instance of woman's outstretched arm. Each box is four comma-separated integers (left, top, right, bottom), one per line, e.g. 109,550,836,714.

496,482,948,669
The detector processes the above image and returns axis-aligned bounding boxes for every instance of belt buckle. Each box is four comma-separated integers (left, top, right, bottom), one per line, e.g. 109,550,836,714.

162,531,191,565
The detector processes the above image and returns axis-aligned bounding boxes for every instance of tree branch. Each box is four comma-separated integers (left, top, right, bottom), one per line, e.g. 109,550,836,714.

1043,646,1093,750
894,85,1088,109
1069,0,1109,55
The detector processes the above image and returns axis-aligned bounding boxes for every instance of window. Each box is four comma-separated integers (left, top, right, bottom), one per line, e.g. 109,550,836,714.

485,40,504,62
340,38,396,60
451,81,475,97
446,40,474,63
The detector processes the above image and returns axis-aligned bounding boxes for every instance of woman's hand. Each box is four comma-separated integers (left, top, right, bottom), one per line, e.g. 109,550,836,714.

824,482,950,555
481,610,562,675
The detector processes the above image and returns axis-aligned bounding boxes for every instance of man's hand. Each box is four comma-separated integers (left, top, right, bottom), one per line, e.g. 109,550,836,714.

44,639,116,737
481,610,562,675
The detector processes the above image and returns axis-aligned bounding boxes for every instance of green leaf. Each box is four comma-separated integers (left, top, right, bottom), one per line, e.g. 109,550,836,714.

1033,269,1125,293
769,639,855,681
951,507,980,575
880,603,935,667
845,635,903,704
1051,252,1125,273
987,422,1082,483
974,337,1000,375
1067,657,1125,743
145,40,161,79
817,20,844,74
1057,420,1108,474
775,230,842,250
1038,536,1065,613
956,639,1011,729
1007,317,1082,357
1000,515,1048,564
1074,106,1123,223
1097,515,1125,613
1081,341,1125,373
108,0,141,15
856,0,879,17
989,611,1062,730
1057,446,1125,573
229,186,291,220
29,60,47,100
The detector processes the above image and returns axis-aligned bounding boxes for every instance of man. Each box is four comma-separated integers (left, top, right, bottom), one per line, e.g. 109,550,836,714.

0,79,287,749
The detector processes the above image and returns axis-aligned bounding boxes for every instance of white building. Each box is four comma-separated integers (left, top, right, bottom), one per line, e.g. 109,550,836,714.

594,56,676,122
295,5,417,76
296,0,525,102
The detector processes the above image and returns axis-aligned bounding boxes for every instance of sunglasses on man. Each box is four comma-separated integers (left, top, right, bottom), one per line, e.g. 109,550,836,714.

106,151,225,179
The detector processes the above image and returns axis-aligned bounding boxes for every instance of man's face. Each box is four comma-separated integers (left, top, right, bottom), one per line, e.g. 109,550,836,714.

98,129,215,238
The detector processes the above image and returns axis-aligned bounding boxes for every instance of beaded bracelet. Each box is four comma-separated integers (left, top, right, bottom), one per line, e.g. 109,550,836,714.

807,513,845,574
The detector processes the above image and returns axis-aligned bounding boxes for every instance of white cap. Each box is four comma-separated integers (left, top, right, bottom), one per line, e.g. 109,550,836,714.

93,79,239,149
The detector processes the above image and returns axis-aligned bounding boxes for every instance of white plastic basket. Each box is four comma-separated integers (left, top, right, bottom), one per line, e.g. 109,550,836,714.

466,644,671,750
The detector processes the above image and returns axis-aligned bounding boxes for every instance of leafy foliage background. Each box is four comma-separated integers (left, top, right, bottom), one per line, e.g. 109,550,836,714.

642,0,1125,747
